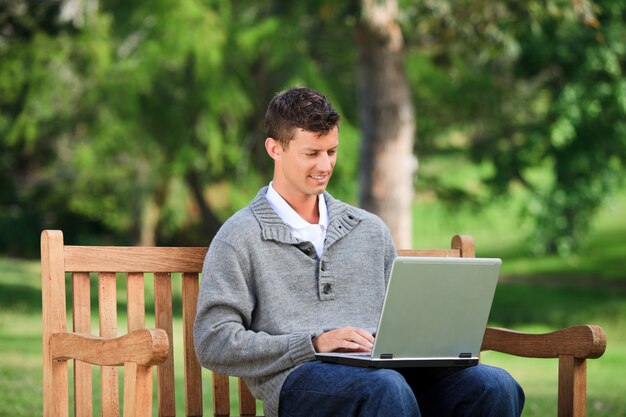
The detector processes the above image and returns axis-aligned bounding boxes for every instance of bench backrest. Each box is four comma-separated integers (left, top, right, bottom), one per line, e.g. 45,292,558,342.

41,230,474,416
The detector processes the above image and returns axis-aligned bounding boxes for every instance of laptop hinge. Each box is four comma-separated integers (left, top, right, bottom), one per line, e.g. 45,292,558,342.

459,353,472,358
380,353,394,359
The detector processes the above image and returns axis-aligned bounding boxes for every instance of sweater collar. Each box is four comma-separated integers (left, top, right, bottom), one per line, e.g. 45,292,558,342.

250,187,361,247
265,182,329,230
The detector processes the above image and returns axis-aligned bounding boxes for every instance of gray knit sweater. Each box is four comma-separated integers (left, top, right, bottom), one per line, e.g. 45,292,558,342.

194,188,396,417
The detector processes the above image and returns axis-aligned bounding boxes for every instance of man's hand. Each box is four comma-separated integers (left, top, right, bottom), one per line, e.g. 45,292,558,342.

313,327,375,353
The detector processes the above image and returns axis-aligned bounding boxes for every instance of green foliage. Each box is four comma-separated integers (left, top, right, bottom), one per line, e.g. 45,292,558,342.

0,2,112,255
1,0,625,255
1,4,364,240
0,1,370,252
404,0,626,255
508,0,626,254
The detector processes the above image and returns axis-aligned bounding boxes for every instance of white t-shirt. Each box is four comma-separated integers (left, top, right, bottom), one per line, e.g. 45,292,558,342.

265,182,328,258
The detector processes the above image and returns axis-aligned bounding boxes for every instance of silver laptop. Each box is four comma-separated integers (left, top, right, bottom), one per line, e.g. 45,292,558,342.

315,256,501,368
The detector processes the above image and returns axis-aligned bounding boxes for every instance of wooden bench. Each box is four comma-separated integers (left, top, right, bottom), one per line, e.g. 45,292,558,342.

41,230,606,417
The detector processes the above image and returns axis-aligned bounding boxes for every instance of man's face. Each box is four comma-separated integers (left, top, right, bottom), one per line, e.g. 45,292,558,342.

269,126,339,202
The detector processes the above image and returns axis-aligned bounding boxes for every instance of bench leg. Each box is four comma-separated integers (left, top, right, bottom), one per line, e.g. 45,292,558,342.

558,355,587,417
123,363,153,417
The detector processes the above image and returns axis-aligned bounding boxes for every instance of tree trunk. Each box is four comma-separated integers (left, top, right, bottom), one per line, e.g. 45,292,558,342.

185,170,223,237
139,183,168,246
355,0,417,248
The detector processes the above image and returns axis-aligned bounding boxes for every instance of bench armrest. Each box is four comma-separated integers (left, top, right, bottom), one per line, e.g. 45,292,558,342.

481,325,607,359
50,328,169,366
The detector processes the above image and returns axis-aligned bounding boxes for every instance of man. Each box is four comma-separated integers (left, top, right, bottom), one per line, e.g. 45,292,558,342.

194,87,524,417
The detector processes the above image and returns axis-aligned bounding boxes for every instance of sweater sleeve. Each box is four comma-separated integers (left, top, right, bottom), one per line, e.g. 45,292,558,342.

193,238,318,379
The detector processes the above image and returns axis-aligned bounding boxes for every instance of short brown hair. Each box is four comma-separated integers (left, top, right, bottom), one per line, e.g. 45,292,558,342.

265,87,340,148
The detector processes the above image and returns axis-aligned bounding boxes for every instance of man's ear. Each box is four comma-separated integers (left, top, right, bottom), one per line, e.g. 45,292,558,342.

265,137,282,161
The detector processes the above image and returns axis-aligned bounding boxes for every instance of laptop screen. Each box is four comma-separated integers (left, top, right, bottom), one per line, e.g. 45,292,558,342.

371,257,501,360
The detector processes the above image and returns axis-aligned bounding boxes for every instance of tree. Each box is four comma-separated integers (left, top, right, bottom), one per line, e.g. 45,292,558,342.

401,0,626,254
356,0,417,248
0,0,110,255
87,0,250,245
88,0,365,245
509,0,625,254
466,0,626,254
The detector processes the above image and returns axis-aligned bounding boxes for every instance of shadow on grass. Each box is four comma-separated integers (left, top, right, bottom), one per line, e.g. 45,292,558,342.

0,283,41,314
490,282,626,329
483,226,626,282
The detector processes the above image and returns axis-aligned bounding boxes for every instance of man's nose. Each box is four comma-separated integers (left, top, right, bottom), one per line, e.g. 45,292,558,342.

317,153,333,171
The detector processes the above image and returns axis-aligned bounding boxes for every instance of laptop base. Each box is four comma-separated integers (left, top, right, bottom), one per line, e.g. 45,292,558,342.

315,353,479,369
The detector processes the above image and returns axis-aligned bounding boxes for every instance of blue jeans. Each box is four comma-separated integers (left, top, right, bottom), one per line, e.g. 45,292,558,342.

279,362,524,417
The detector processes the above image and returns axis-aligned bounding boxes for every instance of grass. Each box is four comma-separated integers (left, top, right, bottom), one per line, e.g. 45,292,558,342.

1,186,625,416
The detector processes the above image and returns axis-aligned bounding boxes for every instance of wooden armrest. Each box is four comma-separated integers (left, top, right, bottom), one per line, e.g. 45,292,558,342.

481,325,607,359
50,328,169,366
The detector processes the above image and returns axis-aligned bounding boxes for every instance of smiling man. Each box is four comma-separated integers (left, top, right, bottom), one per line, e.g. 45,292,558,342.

194,87,524,417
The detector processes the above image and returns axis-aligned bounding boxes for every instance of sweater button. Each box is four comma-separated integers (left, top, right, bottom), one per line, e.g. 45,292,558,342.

322,283,333,294
321,261,327,271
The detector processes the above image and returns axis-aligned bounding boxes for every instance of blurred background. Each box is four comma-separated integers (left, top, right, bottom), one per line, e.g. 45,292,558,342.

1,0,625,416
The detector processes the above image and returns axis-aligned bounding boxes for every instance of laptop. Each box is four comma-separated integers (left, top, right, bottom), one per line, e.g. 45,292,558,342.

315,256,501,368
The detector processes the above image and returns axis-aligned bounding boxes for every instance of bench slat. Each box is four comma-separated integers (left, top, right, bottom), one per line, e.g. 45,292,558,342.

239,378,258,416
183,273,203,417
72,272,93,417
65,246,207,272
213,373,231,417
155,272,176,417
124,272,146,417
397,249,460,257
99,272,120,417
127,272,146,331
